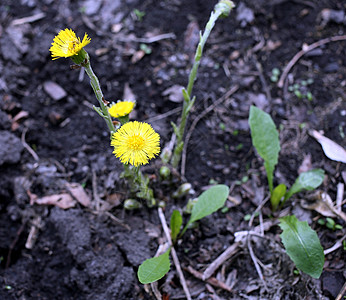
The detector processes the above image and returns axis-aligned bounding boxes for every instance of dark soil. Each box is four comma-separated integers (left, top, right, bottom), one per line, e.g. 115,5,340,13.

0,0,345,299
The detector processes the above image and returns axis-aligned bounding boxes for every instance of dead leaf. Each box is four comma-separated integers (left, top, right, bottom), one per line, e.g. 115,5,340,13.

309,130,346,163
33,193,76,209
66,182,91,208
99,193,122,211
301,192,346,221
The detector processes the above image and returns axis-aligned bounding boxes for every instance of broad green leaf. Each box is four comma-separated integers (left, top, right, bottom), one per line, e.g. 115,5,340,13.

137,250,171,284
249,106,280,192
285,169,324,201
279,215,324,278
184,185,229,231
170,210,182,242
270,184,287,211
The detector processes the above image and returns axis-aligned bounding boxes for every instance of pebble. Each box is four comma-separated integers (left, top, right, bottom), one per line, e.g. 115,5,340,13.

236,2,255,27
0,34,21,63
323,62,339,73
0,130,24,165
0,110,11,130
43,81,67,100
83,0,102,15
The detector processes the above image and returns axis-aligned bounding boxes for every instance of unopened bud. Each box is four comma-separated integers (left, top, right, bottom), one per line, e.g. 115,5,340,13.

215,0,235,18
173,183,193,198
160,166,171,179
124,199,142,210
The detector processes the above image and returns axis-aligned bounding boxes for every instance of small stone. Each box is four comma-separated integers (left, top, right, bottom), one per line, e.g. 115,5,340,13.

44,81,67,100
0,111,11,130
0,131,24,165
236,2,254,27
162,85,184,103
323,62,339,73
0,34,21,63
83,0,102,15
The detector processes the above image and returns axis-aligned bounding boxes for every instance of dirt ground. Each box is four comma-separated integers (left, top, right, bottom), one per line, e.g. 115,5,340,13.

0,0,345,299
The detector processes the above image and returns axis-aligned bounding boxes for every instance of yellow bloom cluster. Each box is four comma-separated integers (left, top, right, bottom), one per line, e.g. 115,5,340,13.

50,28,91,60
108,101,135,118
111,121,160,167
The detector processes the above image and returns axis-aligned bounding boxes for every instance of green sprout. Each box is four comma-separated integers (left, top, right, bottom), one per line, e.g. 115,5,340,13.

133,9,145,21
318,218,343,231
270,68,280,82
249,106,325,279
249,106,324,211
140,43,152,54
288,78,314,101
138,185,229,284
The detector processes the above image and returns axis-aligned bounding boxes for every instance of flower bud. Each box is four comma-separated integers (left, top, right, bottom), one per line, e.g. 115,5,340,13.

215,0,235,18
159,166,171,179
172,183,193,198
124,199,142,210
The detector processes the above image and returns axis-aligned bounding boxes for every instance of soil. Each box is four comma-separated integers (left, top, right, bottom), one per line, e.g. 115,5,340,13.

0,0,345,299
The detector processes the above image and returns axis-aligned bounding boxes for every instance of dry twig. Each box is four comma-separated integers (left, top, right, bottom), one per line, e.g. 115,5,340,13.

324,234,346,255
158,207,192,300
185,266,233,293
247,236,268,292
21,128,39,161
336,281,346,300
278,35,346,88
202,243,240,280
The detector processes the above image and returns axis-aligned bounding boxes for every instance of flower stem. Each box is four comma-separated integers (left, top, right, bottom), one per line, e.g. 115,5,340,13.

82,54,116,134
170,1,235,168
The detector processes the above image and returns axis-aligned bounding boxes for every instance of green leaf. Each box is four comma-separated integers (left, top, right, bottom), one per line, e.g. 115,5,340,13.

170,210,182,242
249,106,280,192
279,215,324,278
137,250,171,284
182,88,190,102
285,169,324,201
170,121,180,137
271,184,287,211
183,185,229,233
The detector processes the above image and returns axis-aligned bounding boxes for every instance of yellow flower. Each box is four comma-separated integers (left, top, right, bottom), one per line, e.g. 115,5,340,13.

111,121,160,166
49,28,91,60
108,101,135,118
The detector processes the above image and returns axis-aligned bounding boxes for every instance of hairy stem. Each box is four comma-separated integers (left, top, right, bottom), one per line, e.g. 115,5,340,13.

171,1,234,168
82,56,116,134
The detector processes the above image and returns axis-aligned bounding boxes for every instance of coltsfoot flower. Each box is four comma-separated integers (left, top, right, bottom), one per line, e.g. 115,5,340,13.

50,28,91,60
111,121,160,167
108,101,135,118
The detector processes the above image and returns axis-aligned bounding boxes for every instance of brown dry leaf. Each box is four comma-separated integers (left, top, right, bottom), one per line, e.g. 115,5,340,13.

66,182,91,208
301,192,346,222
33,193,76,209
309,130,346,163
